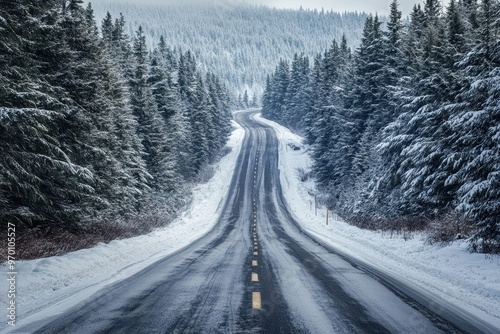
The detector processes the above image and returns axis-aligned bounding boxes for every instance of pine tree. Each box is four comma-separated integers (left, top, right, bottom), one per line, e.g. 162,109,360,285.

206,73,233,157
266,59,289,122
177,51,200,179
463,0,480,31
385,0,405,85
243,90,249,109
251,93,258,108
1,0,101,228
158,35,177,72
128,26,179,208
285,53,311,131
302,54,325,146
447,0,467,53
190,73,212,173
101,12,114,44
349,15,386,178
391,0,462,217
447,0,500,252
403,5,426,76
262,75,273,118
110,13,133,75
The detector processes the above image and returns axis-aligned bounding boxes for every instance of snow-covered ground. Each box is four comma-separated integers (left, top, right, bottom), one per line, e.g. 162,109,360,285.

254,113,500,330
0,120,245,333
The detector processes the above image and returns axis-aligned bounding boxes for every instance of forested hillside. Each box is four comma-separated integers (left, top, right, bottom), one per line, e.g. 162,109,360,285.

89,0,370,99
0,0,232,257
262,0,500,253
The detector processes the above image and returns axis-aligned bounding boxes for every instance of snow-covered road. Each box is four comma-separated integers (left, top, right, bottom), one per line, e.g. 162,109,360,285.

255,113,500,333
2,110,499,333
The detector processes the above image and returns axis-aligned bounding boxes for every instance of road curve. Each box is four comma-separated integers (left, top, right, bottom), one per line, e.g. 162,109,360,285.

25,110,494,334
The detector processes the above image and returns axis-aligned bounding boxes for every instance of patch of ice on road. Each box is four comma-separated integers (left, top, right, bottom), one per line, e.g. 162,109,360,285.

254,113,500,330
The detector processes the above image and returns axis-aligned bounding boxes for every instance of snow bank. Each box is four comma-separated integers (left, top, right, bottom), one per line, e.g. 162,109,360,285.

254,113,500,329
0,120,245,332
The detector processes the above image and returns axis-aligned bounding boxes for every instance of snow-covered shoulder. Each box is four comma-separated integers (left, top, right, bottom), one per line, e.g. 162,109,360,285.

1,120,245,333
253,113,500,330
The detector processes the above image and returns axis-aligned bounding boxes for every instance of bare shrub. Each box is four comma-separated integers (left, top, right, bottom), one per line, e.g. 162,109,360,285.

217,146,232,159
197,146,232,184
195,164,216,184
287,143,301,151
296,167,310,182
0,211,181,261
426,213,476,245
209,146,232,164
470,239,500,255
348,215,429,240
9,227,101,260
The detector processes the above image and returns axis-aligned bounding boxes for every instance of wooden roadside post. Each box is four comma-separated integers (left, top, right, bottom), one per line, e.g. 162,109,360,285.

315,196,317,216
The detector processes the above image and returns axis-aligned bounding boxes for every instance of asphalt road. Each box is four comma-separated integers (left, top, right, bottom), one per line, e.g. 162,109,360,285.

28,111,495,333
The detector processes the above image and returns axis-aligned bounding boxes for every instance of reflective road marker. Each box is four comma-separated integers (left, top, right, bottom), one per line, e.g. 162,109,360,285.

252,292,262,309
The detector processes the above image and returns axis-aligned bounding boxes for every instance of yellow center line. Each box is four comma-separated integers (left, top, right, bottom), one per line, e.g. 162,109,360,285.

254,252,258,256
252,260,258,266
254,246,258,250
251,273,259,282
252,292,262,309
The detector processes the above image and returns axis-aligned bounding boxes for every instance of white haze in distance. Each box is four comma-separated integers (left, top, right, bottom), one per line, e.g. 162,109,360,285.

98,0,451,16
234,0,416,16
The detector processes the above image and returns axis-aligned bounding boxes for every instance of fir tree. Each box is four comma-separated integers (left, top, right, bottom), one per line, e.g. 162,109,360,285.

243,90,249,109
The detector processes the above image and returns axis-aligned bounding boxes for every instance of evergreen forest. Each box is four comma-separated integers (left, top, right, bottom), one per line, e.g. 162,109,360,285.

0,0,233,256
262,0,500,253
90,0,370,99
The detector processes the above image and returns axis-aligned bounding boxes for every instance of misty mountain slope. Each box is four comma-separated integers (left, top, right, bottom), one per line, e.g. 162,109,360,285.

90,0,369,95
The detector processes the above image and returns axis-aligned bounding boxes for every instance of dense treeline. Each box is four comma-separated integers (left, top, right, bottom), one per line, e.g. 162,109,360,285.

262,0,500,253
0,0,232,244
91,0,370,97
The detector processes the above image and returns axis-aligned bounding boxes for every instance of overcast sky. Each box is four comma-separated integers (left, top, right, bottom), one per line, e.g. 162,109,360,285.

115,0,445,16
